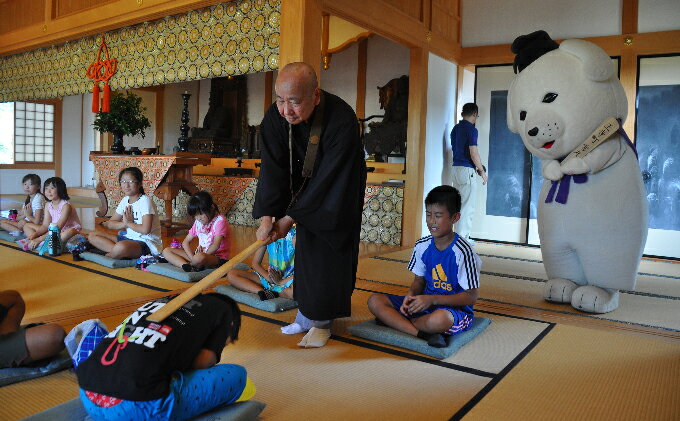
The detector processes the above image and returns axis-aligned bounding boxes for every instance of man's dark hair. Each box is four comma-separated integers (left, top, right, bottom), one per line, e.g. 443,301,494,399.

43,177,70,201
425,185,461,216
205,293,242,342
461,103,478,117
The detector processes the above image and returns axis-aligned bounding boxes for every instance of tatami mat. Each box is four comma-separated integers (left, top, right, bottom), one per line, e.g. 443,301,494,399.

0,241,189,320
0,370,79,420
463,324,680,421
2,239,678,420
367,245,680,332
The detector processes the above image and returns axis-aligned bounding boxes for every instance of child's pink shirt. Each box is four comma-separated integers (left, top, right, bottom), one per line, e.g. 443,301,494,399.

188,214,230,260
48,200,81,231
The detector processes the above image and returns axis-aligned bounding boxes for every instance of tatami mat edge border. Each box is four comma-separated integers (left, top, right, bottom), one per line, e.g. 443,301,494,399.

449,323,556,421
0,242,170,292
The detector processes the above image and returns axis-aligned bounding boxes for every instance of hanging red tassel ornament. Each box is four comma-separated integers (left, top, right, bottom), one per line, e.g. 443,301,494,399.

86,34,117,113
91,83,100,113
102,82,111,112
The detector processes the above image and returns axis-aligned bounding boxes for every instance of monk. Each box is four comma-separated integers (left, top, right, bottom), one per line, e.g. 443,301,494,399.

253,62,366,348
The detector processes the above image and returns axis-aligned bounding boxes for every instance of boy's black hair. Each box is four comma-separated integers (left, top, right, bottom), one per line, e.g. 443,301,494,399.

43,177,70,201
22,174,42,205
461,103,478,117
204,293,242,342
187,191,220,218
118,167,145,195
425,185,461,216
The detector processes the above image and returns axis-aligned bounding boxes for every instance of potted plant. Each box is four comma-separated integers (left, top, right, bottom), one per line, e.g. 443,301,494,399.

93,91,151,154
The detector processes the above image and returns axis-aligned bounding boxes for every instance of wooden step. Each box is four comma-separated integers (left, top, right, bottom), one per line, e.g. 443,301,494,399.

67,186,98,199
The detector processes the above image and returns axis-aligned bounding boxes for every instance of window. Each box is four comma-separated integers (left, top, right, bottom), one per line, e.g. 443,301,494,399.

0,100,60,168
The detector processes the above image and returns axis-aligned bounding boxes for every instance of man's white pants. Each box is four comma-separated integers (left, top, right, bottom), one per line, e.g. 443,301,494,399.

451,166,478,242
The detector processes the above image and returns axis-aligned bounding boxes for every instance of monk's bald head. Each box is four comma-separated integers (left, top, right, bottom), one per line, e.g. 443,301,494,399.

276,62,318,95
275,62,321,124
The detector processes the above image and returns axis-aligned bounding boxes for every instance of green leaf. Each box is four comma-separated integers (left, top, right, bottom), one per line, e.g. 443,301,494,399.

92,91,152,138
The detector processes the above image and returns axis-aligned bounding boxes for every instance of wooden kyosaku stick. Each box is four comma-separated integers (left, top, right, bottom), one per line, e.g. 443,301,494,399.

563,117,620,163
147,239,267,323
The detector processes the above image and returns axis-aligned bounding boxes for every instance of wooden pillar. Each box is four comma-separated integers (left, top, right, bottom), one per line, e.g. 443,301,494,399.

355,38,367,119
620,48,637,140
621,0,638,139
264,71,273,114
401,47,428,246
279,0,322,77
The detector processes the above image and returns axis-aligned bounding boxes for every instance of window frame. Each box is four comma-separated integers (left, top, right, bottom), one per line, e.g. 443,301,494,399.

0,98,61,172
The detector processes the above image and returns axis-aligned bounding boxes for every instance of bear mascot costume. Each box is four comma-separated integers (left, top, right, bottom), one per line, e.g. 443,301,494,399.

506,31,648,313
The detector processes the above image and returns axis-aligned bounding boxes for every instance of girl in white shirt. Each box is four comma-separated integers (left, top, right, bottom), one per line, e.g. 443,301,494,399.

87,167,162,259
1,174,45,234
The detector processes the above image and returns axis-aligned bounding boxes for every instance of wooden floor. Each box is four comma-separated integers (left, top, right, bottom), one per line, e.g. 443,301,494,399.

1,196,679,421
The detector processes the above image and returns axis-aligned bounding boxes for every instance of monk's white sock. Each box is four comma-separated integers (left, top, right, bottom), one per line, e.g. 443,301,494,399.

298,327,331,348
281,323,307,335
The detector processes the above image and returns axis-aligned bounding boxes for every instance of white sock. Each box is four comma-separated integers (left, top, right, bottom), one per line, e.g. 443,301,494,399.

281,323,307,335
299,327,331,348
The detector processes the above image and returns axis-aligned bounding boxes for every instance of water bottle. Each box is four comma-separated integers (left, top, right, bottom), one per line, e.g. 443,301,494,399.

47,223,62,256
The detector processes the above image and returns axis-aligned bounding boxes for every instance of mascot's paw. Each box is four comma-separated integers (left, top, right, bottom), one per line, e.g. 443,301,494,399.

561,157,590,175
571,286,620,313
542,160,564,181
543,278,578,303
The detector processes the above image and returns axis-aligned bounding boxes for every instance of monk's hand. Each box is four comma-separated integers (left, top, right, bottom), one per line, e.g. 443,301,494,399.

272,216,294,241
406,295,432,315
256,217,274,242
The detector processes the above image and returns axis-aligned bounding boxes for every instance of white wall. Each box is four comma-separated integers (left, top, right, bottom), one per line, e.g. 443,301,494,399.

461,0,622,47
0,169,54,197
321,42,359,111
421,53,458,236
81,93,96,187
162,81,200,154
639,0,680,33
61,95,83,187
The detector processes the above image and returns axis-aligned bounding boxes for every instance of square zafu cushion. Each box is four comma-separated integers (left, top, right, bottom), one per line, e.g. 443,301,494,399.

146,262,252,283
348,316,492,359
79,252,137,268
215,284,298,313
0,351,72,387
22,399,267,421
147,263,216,283
0,230,25,242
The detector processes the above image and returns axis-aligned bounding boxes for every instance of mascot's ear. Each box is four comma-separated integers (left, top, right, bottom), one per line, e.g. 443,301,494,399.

506,78,519,134
559,39,613,82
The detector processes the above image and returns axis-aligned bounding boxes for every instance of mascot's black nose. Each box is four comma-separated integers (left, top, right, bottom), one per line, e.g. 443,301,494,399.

528,127,539,136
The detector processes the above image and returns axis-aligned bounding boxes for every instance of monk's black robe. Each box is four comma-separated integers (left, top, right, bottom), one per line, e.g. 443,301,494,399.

253,91,366,320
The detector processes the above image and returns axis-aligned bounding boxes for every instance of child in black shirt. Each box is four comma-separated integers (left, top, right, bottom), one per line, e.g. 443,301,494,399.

76,293,254,421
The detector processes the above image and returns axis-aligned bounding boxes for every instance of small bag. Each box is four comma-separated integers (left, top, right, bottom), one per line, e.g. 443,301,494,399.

64,319,109,368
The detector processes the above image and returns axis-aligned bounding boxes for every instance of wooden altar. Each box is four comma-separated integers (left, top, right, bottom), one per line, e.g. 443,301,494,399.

90,152,212,236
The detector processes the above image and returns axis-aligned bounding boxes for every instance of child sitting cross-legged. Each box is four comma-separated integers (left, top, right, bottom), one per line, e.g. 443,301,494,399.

162,191,231,272
226,226,295,301
86,167,162,260
368,185,481,348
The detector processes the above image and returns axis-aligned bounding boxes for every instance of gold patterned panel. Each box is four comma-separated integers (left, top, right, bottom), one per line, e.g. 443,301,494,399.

0,0,280,102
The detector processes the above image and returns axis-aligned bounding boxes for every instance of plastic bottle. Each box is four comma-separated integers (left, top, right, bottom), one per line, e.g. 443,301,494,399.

47,223,62,256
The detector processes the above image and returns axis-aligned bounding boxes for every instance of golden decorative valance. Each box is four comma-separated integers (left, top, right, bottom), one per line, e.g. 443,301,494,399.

0,0,280,102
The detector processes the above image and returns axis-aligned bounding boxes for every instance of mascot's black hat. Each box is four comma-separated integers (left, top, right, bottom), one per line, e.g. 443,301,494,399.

511,30,559,74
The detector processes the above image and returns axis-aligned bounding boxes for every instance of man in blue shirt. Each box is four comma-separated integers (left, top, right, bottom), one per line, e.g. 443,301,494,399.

450,103,487,244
